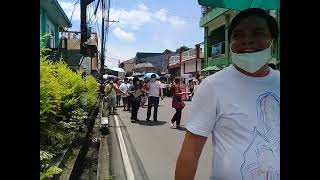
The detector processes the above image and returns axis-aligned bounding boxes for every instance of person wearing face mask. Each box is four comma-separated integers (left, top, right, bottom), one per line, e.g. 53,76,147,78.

175,8,280,180
145,74,163,121
127,77,143,123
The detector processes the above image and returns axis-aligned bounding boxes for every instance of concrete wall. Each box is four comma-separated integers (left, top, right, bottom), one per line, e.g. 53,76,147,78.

182,59,202,75
124,63,136,73
67,33,81,50
184,61,195,73
80,57,92,74
91,57,98,71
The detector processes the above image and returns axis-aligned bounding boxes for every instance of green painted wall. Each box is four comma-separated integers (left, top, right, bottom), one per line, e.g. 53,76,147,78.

204,27,208,68
41,8,48,46
200,8,228,27
208,56,228,67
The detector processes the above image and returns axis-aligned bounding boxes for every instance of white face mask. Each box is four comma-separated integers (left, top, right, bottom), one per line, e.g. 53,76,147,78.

230,41,273,73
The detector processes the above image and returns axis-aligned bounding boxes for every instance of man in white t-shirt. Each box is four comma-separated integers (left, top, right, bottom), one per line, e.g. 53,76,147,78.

145,74,163,121
119,78,129,111
175,8,280,180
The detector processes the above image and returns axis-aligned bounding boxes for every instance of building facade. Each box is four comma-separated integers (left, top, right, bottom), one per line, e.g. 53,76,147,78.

40,0,71,48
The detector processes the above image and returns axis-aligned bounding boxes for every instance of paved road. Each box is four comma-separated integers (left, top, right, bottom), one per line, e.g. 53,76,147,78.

114,97,213,180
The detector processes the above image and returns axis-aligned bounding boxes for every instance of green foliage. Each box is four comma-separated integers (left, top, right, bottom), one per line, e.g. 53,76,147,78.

40,166,62,180
163,49,173,54
175,46,191,53
40,150,62,180
40,35,98,178
86,75,99,106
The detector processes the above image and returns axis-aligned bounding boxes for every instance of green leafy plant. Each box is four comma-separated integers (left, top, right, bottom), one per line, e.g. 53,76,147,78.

40,35,98,179
40,150,62,180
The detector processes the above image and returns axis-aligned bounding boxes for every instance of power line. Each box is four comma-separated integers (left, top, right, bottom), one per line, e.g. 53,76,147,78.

63,0,81,35
88,0,98,26
69,0,81,25
95,19,101,37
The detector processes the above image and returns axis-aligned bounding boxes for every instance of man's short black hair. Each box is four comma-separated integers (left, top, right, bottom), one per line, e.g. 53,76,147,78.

151,74,156,78
133,77,139,83
124,78,128,81
228,8,279,41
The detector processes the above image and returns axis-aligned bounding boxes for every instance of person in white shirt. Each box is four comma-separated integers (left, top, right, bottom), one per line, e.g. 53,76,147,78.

175,8,280,180
145,74,163,121
119,78,129,111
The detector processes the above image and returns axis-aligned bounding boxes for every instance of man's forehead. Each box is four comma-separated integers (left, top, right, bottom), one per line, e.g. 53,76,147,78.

233,26,267,33
235,16,267,29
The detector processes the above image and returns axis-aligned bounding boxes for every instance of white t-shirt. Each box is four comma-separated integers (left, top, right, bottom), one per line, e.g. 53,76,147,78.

160,83,166,89
119,83,129,97
186,65,280,180
147,80,161,97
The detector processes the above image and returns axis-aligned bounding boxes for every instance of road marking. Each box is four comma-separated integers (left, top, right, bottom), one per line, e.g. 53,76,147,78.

114,115,135,180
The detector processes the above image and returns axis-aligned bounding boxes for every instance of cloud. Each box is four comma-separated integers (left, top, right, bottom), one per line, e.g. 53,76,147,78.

105,46,137,67
153,8,168,22
137,3,148,11
59,1,187,30
168,16,186,27
112,27,136,43
109,3,186,30
110,7,152,30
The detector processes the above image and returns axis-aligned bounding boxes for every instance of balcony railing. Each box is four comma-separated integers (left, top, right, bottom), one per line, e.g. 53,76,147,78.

200,8,229,27
182,48,197,62
169,55,180,65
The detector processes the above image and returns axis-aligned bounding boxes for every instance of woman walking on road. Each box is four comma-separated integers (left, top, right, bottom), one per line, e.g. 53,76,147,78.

115,79,122,107
128,77,144,123
170,78,188,128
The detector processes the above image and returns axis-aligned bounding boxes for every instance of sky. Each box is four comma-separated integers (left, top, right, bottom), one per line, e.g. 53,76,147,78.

58,0,204,68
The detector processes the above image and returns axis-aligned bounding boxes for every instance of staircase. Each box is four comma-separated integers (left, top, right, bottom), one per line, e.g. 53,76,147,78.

47,48,62,61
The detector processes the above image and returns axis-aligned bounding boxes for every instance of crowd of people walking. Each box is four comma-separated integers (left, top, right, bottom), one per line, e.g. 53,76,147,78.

102,74,199,127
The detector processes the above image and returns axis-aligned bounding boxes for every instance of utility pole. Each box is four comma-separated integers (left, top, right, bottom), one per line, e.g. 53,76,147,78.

100,0,119,77
80,0,87,56
100,0,106,76
80,0,95,56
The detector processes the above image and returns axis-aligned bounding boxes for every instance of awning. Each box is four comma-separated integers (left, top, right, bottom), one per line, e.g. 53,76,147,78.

111,67,125,73
132,72,145,76
201,66,220,72
168,64,181,69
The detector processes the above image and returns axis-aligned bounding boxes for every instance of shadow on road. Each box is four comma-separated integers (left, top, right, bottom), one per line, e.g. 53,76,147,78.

135,120,167,126
173,126,187,131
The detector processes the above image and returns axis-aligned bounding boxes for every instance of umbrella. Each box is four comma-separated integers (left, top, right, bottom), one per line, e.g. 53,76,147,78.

198,0,280,10
111,67,125,73
103,74,117,80
144,73,160,80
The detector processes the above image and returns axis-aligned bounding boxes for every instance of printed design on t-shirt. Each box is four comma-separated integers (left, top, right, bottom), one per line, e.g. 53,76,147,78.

240,92,280,180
